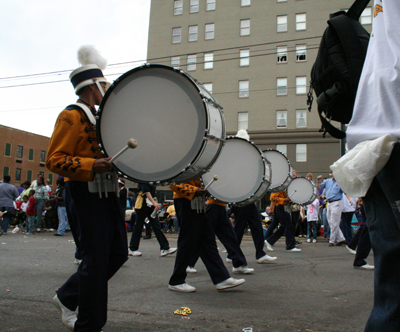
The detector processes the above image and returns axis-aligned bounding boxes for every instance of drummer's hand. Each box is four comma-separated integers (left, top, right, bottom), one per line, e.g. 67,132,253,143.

93,157,113,174
284,197,291,204
155,203,162,211
317,175,323,182
194,188,207,197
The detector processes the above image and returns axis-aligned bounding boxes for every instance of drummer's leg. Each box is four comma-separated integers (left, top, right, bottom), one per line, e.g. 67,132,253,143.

198,215,231,285
206,204,247,268
246,204,267,259
232,206,247,245
169,199,202,286
128,209,145,252
148,211,170,251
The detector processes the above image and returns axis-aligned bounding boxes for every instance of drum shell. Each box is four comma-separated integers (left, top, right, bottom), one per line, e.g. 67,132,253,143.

96,64,225,184
202,137,271,206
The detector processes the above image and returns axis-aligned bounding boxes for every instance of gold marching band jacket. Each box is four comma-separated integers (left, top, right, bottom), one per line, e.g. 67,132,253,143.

169,178,201,201
46,102,103,182
169,178,225,206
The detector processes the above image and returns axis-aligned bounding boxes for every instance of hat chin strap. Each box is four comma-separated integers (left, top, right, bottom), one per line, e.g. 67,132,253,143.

94,80,105,97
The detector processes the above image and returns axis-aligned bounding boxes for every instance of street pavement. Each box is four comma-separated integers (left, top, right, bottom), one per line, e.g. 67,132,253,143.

0,230,374,332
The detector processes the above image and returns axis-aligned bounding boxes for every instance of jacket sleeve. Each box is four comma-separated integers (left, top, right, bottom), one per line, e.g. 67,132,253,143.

46,109,96,182
169,183,199,201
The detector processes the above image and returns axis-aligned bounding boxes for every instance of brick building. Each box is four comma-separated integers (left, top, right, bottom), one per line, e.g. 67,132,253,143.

0,125,56,190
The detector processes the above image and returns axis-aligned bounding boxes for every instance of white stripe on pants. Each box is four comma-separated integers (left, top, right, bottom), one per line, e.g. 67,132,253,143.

327,200,345,244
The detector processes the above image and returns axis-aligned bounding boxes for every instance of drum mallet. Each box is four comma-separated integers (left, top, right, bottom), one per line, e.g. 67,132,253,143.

288,190,297,198
204,175,219,191
110,138,138,163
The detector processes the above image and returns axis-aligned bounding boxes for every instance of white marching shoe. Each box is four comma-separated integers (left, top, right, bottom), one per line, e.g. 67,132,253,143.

216,278,245,290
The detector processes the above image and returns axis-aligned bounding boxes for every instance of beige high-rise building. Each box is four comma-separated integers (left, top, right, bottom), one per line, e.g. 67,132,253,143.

146,0,373,181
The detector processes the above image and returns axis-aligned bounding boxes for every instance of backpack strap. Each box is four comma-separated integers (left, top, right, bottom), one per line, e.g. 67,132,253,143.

316,82,347,139
67,103,96,126
328,14,368,92
346,0,372,20
318,108,347,139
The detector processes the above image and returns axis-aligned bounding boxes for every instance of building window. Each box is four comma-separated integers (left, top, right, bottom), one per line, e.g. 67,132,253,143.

277,78,287,95
296,45,307,61
187,54,197,71
190,0,199,13
241,0,251,6
240,19,250,36
206,0,216,11
277,15,287,32
205,23,215,40
171,57,180,67
28,148,34,161
40,150,46,163
172,27,182,43
174,0,183,15
276,144,287,156
5,143,11,157
48,173,53,185
203,83,213,94
204,53,214,69
15,168,21,181
361,7,372,25
16,145,23,159
189,25,198,42
277,46,287,63
238,112,249,130
276,111,287,128
3,166,10,176
27,170,32,182
296,144,307,162
296,13,306,30
296,110,307,128
239,80,249,98
240,49,250,66
296,76,307,94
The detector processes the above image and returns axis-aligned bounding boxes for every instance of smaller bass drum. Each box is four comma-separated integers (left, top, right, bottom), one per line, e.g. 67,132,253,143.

262,149,293,193
286,177,318,206
202,137,271,206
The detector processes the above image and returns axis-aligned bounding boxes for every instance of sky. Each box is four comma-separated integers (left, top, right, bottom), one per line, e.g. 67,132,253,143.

0,0,151,138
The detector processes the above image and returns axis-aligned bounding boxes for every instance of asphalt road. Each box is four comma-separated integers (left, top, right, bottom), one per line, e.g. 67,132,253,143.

0,230,374,332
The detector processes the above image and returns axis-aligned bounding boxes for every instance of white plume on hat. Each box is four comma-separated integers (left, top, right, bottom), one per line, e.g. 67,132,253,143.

236,129,250,140
77,45,107,70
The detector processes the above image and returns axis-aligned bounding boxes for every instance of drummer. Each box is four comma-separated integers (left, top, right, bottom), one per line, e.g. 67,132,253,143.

46,46,128,332
168,178,246,292
265,191,301,252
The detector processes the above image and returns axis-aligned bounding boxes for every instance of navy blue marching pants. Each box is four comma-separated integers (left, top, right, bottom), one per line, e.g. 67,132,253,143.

266,205,296,250
169,198,230,286
189,204,247,268
57,181,128,332
232,204,267,259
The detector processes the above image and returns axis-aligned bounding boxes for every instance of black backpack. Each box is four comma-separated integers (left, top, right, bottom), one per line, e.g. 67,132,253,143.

307,0,371,139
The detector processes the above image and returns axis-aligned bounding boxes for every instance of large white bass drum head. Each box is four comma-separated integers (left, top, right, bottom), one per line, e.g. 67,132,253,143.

202,137,271,206
262,149,293,192
97,64,225,184
286,177,317,205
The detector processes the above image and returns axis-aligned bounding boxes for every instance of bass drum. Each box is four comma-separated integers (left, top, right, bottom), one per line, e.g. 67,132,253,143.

286,176,318,205
202,137,271,206
97,64,225,184
262,149,293,192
